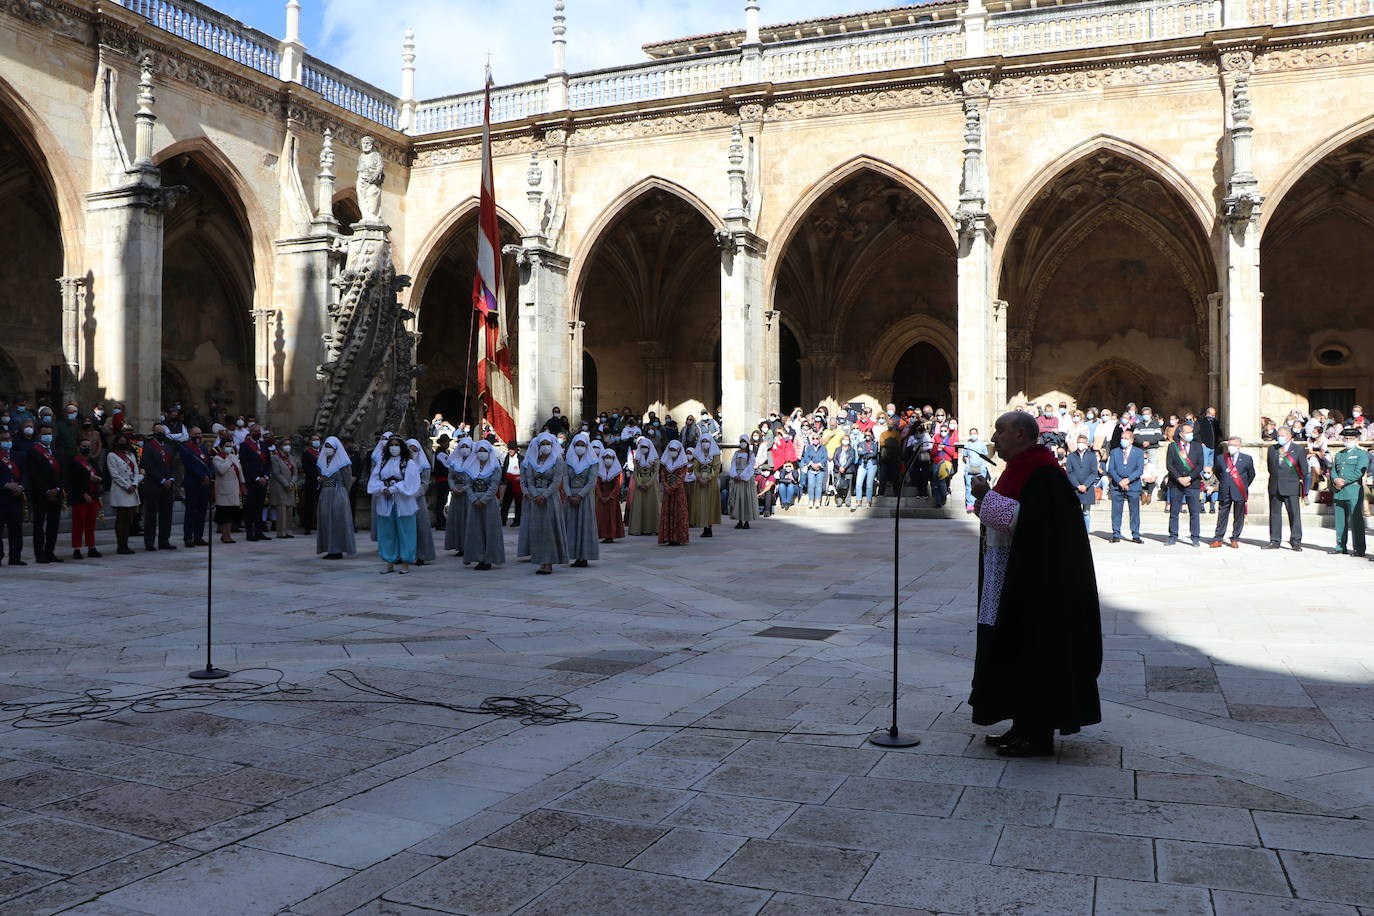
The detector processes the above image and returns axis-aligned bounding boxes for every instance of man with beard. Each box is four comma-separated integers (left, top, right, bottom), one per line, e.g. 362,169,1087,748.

969,411,1102,757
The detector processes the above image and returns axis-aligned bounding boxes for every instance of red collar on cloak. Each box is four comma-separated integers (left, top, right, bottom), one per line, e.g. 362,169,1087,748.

993,444,1061,501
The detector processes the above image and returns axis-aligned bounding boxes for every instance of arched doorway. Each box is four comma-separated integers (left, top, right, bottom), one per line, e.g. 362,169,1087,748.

1077,358,1160,411
411,210,521,429
427,386,465,424
158,152,255,417
892,341,953,411
582,351,598,420
0,113,63,402
576,185,720,415
1261,133,1374,418
779,323,802,414
772,164,957,408
998,150,1215,415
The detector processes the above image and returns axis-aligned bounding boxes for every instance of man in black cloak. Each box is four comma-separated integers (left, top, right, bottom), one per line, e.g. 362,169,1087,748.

968,411,1102,757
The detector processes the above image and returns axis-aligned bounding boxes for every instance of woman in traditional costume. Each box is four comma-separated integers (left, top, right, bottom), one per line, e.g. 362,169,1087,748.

520,432,568,574
316,436,356,559
463,440,505,570
595,448,625,543
658,440,690,546
563,432,599,568
688,434,722,538
444,437,473,557
626,437,660,536
729,435,759,528
367,435,421,574
406,438,437,565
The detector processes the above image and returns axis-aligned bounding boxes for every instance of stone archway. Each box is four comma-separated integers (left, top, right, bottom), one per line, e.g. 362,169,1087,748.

998,149,1216,415
1076,357,1162,411
1260,131,1374,418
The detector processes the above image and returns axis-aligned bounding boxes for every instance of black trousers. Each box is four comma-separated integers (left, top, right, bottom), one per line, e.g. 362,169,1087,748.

0,498,23,561
500,486,521,526
183,484,209,545
1167,488,1201,541
1268,492,1303,546
244,480,266,538
300,483,318,533
1214,496,1246,540
142,484,174,548
31,498,60,558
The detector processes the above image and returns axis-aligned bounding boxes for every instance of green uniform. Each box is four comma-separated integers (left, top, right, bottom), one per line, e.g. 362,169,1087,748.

1332,445,1370,555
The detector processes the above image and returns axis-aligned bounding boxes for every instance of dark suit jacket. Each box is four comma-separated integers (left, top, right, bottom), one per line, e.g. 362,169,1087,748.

1197,415,1223,449
1065,450,1099,506
1266,442,1310,496
1165,440,1206,490
179,441,214,489
0,451,24,510
239,438,270,483
1213,450,1255,502
64,456,102,504
1107,445,1145,494
140,438,176,486
24,445,61,502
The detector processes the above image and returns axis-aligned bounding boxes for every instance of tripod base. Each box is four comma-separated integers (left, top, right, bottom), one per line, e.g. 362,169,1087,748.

188,666,231,680
868,727,921,748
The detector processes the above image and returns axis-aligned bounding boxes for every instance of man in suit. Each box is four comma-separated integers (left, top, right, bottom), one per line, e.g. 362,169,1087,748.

238,423,271,541
1164,421,1206,546
0,429,26,565
1264,426,1309,551
179,427,213,548
25,424,64,563
1210,436,1255,548
1107,429,1144,543
140,424,178,551
1065,434,1098,531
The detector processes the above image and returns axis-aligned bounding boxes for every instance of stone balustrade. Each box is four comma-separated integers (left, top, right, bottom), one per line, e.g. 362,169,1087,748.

986,0,1222,56
1250,0,1374,24
117,0,280,76
300,57,401,130
415,81,550,134
762,22,966,81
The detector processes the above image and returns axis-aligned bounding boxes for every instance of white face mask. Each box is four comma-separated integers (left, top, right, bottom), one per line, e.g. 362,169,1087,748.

1076,442,1087,451
1122,440,1134,450
539,445,551,457
1276,436,1290,446
1354,411,1363,418
459,445,470,455
388,445,402,457
311,440,321,448
1181,433,1193,443
574,444,586,453
282,445,291,454
324,445,335,454
1228,444,1240,456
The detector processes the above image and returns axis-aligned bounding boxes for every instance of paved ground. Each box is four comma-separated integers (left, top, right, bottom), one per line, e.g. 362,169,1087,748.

0,507,1371,915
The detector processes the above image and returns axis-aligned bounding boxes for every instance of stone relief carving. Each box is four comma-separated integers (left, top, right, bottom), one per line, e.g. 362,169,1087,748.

5,0,87,40
737,102,766,122
765,84,958,120
287,103,406,164
98,27,281,118
1219,49,1255,72
1253,39,1374,73
413,133,539,167
992,58,1217,97
960,76,992,98
569,109,736,146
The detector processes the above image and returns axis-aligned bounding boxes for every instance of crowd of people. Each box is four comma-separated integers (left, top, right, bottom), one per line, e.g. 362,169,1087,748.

1,390,1368,572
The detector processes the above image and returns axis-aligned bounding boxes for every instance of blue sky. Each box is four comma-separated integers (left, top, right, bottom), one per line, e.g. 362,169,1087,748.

208,1,920,97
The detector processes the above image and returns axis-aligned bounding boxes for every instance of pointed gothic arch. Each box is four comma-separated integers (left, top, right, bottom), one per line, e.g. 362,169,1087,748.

0,72,84,273
407,196,527,309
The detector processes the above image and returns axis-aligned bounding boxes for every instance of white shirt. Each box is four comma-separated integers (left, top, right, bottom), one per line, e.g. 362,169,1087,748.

367,455,422,517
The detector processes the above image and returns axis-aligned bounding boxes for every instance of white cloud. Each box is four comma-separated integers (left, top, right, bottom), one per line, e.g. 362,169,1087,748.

314,0,915,98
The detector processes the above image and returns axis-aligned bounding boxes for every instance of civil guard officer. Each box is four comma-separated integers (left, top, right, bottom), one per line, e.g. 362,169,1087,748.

1331,428,1370,557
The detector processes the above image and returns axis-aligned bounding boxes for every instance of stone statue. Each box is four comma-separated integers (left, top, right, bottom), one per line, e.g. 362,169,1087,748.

356,136,384,223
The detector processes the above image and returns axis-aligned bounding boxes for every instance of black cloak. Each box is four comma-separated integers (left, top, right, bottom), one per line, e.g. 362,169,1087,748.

970,464,1103,733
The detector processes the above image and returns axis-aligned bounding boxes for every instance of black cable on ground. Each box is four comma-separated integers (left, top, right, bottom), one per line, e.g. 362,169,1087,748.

0,668,880,738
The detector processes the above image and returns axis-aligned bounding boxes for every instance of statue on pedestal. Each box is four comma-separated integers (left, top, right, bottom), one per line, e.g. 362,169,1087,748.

356,136,384,224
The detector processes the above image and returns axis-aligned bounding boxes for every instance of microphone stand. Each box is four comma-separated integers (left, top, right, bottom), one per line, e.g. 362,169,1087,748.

869,444,922,748
190,461,230,680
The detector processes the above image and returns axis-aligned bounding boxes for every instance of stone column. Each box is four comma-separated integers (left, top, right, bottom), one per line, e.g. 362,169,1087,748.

954,76,1000,433
1219,53,1264,441
1206,292,1223,410
252,308,278,421
87,56,165,431
639,341,669,410
692,361,716,404
763,309,781,414
511,246,571,441
719,126,768,442
548,0,569,110
808,342,841,406
568,319,585,420
1008,329,1031,404
279,0,304,83
58,277,87,401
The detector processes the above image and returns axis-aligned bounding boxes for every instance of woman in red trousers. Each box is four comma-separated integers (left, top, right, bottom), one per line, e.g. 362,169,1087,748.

66,442,103,559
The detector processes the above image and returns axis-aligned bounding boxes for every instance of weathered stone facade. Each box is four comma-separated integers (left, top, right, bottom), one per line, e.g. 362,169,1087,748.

4,0,1374,443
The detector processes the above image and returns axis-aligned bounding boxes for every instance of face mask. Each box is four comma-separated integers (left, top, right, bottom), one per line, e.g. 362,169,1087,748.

1228,444,1240,456
1354,411,1363,419
79,445,91,455
539,445,552,456
1345,439,1358,447
324,445,335,454
388,445,402,457
236,420,245,427
0,416,7,425
66,412,77,421
1087,412,1096,419
1059,408,1067,415
1182,433,1194,443
459,446,471,455
1122,440,1133,449
1076,442,1087,451
39,434,53,445
93,409,103,417
159,414,166,423
1276,436,1290,446
311,439,321,448
282,445,292,454
0,442,10,452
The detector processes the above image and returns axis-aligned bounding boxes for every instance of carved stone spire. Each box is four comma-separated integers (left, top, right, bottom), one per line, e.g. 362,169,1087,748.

133,56,156,170
726,124,747,221
1223,73,1262,227
280,0,305,83
526,150,545,236
400,29,417,133
742,1,763,82
315,128,337,225
549,0,569,110
955,99,987,238
744,0,761,45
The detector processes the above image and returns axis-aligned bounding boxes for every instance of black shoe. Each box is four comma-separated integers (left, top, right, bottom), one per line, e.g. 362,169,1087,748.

1333,548,1348,555
996,737,1055,757
283,534,296,539
1292,545,1302,552
702,528,712,538
89,547,102,558
184,541,195,549
1130,538,1143,544
984,729,1019,747
72,550,83,560
8,559,26,566
323,552,343,560
1109,536,1121,543
415,560,425,566
159,543,176,551
1355,552,1367,558
47,554,63,563
194,539,210,547
35,556,51,564
1164,538,1176,546
601,538,613,544
476,562,492,571
1261,543,1281,550
116,547,135,556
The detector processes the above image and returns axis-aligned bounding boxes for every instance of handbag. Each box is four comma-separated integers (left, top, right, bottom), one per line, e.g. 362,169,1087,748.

935,459,954,481
1315,488,1333,506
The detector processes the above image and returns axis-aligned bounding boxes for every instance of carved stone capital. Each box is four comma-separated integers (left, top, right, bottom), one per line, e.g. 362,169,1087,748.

1222,188,1263,226
1219,48,1255,73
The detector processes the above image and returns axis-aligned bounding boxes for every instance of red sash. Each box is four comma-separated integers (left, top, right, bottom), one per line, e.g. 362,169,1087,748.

1225,455,1248,514
146,438,169,468
1173,441,1196,474
34,444,59,475
75,456,101,497
0,453,16,479
1280,447,1307,496
117,451,137,477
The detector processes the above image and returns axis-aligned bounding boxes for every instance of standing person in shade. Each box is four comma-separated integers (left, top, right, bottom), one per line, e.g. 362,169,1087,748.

463,440,505,570
520,432,568,575
315,436,356,560
26,425,63,563
595,448,625,543
626,437,661,536
430,434,450,531
688,435,722,538
1265,425,1309,551
658,440,690,546
563,432,599,568
65,438,103,559
211,440,245,544
1164,421,1205,547
542,406,570,438
139,425,177,552
1107,428,1145,544
404,439,436,566
499,443,522,527
270,439,299,539
179,428,213,548
1210,437,1255,549
445,437,473,556
239,424,270,541
300,435,322,535
855,429,879,508
969,411,1102,757
962,428,991,513
728,435,758,529
368,435,421,574
0,430,24,565
1065,434,1098,531
1330,429,1369,557
105,434,142,555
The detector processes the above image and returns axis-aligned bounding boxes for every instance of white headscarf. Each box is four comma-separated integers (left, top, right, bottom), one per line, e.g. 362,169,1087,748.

318,435,350,477
695,434,719,464
451,436,475,475
732,435,755,480
597,449,621,482
405,438,431,470
371,432,394,464
565,431,596,473
589,439,605,462
633,435,659,468
661,440,689,472
524,431,563,473
469,439,498,478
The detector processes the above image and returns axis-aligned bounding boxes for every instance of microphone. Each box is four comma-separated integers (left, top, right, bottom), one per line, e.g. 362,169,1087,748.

955,444,998,466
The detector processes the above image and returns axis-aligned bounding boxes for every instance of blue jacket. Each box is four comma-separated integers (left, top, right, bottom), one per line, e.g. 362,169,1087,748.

1065,449,1099,506
801,443,828,472
1107,445,1145,494
179,441,214,488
